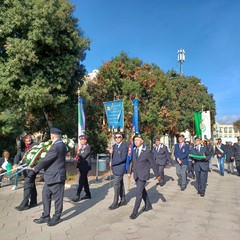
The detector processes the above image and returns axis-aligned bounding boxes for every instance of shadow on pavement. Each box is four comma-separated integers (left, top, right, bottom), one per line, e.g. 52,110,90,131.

61,181,110,221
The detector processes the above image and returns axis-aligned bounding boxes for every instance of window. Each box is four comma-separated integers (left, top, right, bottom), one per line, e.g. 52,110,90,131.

224,127,228,133
229,127,232,133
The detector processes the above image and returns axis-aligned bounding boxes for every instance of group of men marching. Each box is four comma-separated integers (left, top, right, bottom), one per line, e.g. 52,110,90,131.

8,130,240,224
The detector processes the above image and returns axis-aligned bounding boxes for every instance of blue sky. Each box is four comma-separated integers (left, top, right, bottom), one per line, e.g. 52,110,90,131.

71,0,240,123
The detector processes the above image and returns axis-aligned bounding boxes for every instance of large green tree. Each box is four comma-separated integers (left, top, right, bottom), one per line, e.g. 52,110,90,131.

0,0,90,141
233,119,240,132
80,52,216,149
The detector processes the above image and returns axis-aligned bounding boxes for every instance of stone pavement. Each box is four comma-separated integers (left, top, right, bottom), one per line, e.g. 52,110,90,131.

0,158,240,240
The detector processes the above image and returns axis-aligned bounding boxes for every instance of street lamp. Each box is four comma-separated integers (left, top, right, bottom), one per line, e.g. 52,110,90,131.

178,49,185,76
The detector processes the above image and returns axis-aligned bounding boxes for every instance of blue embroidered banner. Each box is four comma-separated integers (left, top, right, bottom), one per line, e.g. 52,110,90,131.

103,99,124,130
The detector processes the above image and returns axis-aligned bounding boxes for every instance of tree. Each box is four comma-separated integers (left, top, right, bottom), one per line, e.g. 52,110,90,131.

233,119,240,132
0,0,90,140
80,52,216,149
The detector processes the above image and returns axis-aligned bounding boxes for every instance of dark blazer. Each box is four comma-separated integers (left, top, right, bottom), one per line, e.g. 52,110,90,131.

190,145,211,171
112,142,128,175
129,145,159,181
233,143,240,161
215,144,226,158
77,144,91,172
174,143,190,165
225,145,234,163
152,144,171,166
34,139,67,185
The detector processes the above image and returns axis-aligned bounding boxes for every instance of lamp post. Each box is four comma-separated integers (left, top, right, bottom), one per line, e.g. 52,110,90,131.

178,49,185,76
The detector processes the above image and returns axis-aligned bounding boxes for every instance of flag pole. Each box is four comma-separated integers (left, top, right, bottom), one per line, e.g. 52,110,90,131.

109,127,114,188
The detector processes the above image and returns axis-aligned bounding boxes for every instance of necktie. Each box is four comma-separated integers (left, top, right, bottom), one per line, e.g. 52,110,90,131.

136,149,139,159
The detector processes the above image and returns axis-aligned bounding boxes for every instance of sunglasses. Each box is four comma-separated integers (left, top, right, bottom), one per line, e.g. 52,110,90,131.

115,136,122,139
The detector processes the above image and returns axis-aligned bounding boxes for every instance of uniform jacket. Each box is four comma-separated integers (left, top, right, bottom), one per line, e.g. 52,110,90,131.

152,144,171,166
77,144,91,172
233,143,240,161
174,143,190,165
34,139,67,185
190,145,211,171
111,142,128,175
214,144,226,158
129,144,159,181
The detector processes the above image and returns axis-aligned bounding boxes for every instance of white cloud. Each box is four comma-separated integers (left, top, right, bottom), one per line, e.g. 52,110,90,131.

216,115,240,124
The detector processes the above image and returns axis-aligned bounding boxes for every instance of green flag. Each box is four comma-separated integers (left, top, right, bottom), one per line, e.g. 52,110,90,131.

194,112,202,137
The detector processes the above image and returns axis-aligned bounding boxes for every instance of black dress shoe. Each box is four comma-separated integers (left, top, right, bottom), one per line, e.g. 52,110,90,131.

180,187,186,191
200,193,205,197
108,204,119,210
29,203,38,208
142,205,153,212
33,217,50,224
47,218,62,227
81,195,91,200
15,205,30,211
119,201,127,207
72,196,80,202
129,213,138,220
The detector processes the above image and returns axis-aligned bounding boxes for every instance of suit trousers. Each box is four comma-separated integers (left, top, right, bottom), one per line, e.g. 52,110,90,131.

19,170,37,207
76,170,90,197
42,182,65,220
235,160,240,175
113,174,125,205
132,178,151,214
157,165,165,184
175,164,188,188
195,169,208,194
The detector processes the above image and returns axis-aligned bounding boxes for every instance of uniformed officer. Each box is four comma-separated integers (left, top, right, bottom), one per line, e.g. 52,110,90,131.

108,133,128,210
32,128,67,226
189,136,211,197
72,134,92,202
152,137,171,186
174,134,190,191
128,134,160,220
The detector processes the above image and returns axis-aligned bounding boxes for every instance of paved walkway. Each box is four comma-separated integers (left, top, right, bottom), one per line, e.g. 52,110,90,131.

0,158,240,240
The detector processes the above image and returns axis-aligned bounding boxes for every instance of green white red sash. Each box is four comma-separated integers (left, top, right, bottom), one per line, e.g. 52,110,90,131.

216,144,224,154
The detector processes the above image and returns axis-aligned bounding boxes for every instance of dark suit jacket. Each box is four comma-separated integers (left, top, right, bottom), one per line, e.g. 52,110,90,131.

111,142,128,175
129,145,159,181
34,139,67,185
215,144,226,158
225,145,234,162
152,144,171,166
77,144,91,172
174,143,190,165
190,145,211,171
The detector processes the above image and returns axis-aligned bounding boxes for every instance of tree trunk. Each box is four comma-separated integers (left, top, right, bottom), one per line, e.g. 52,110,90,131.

43,109,54,129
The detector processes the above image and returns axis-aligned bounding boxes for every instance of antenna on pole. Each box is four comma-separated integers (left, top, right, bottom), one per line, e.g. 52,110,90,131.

178,49,185,76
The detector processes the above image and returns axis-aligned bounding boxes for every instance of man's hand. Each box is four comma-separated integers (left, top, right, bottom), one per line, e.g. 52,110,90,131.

109,161,112,167
156,176,161,182
13,164,17,169
177,158,182,164
28,166,35,171
127,173,131,178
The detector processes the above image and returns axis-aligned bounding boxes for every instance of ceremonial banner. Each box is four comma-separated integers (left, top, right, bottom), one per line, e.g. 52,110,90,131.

103,99,124,131
194,112,202,137
125,99,139,172
201,110,211,140
78,97,86,146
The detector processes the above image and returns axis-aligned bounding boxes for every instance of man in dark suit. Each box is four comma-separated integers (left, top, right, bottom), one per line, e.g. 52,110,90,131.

189,136,211,197
174,134,190,191
108,133,128,210
152,137,171,186
128,134,160,220
31,128,67,227
72,134,92,202
233,136,240,176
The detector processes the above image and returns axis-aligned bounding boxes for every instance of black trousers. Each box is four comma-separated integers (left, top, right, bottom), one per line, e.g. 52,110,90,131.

42,182,65,220
158,165,165,184
195,169,208,194
132,178,151,214
19,170,37,207
113,174,125,205
76,170,90,197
